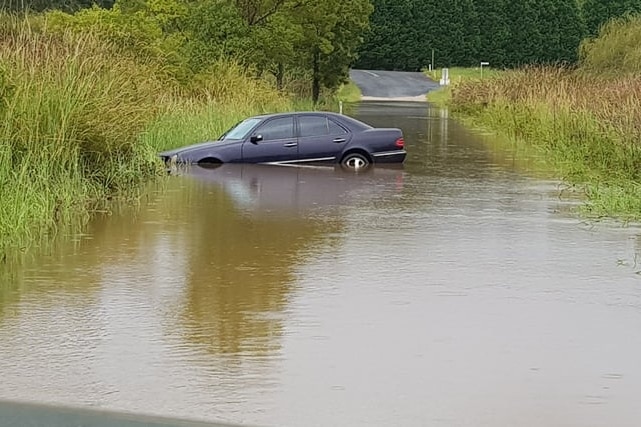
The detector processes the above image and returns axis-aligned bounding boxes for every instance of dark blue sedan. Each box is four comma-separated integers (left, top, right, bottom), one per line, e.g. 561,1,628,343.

159,112,406,170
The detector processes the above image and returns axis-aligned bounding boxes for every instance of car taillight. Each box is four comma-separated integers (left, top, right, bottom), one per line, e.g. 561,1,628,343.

395,137,405,148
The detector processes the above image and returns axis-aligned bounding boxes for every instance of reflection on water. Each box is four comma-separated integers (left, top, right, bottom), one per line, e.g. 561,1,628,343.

178,165,400,356
1,102,641,427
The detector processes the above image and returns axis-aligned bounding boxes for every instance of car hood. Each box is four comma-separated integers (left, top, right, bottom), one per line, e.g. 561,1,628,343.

158,139,240,158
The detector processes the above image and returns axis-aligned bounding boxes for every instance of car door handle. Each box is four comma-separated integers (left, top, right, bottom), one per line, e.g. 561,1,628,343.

333,138,346,143
283,142,298,148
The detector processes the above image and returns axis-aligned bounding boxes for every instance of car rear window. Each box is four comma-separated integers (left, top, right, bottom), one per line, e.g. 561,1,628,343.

328,119,347,135
333,115,373,131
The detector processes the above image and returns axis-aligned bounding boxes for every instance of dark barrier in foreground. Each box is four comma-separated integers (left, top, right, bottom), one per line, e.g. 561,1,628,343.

0,401,244,427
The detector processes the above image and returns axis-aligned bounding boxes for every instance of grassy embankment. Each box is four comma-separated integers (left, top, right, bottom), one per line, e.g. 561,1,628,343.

425,16,641,220
425,67,503,106
336,81,363,103
0,15,319,258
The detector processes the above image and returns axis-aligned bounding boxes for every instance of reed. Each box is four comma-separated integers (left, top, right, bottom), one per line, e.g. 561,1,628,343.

449,66,641,219
0,15,301,257
425,67,503,107
145,63,293,152
144,101,283,153
145,80,337,153
0,21,158,251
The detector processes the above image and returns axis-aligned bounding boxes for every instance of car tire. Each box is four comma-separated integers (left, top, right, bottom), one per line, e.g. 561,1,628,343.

340,153,370,171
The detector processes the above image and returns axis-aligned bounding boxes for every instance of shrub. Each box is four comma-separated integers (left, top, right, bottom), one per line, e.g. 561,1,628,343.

580,14,641,75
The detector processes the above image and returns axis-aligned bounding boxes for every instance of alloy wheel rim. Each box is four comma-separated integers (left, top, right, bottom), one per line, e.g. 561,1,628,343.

346,157,367,169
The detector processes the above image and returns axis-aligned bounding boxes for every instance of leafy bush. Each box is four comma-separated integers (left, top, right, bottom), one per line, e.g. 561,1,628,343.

45,3,191,83
580,14,641,75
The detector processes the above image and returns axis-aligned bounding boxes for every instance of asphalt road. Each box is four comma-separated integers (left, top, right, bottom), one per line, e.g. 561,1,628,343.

349,69,439,100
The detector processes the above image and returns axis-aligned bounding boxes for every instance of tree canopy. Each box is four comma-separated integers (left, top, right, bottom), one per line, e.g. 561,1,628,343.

355,0,615,70
583,0,641,35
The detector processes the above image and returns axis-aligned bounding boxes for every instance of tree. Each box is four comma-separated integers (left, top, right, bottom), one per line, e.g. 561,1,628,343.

556,0,586,63
451,0,480,66
583,0,641,36
250,12,303,89
425,0,458,67
181,0,371,100
504,0,543,66
533,0,561,63
183,0,253,71
356,0,420,70
474,0,510,67
292,0,372,102
234,0,286,25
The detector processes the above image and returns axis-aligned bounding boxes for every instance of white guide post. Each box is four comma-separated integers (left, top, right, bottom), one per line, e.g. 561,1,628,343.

440,68,450,86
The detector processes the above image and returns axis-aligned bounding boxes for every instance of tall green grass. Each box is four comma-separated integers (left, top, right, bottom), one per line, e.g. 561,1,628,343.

425,67,504,107
0,15,303,258
449,66,641,219
442,16,641,220
145,102,280,153
144,75,338,152
144,60,293,152
580,14,641,75
0,21,162,255
336,81,362,103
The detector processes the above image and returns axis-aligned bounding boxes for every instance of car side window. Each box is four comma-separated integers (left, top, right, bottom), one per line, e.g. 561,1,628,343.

299,116,348,137
256,117,294,141
328,119,347,135
299,116,329,137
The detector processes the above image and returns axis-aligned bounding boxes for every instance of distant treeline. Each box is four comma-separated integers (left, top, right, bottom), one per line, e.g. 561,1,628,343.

4,0,640,74
356,0,641,71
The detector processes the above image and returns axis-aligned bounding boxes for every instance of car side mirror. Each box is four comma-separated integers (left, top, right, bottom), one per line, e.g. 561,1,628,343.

250,134,263,144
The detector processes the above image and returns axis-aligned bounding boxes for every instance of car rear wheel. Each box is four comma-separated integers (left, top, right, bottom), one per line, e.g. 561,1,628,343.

341,153,370,171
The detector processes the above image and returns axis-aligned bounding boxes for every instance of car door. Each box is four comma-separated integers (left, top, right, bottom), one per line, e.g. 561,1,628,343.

241,116,298,163
296,115,351,163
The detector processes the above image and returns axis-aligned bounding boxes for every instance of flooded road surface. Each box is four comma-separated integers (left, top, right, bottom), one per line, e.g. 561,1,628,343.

349,70,438,100
1,102,641,427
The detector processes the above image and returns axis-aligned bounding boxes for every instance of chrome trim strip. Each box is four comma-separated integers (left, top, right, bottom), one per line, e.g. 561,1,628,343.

262,156,336,165
372,150,406,157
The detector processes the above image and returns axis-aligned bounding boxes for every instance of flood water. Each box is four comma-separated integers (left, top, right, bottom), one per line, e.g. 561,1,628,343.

1,102,641,427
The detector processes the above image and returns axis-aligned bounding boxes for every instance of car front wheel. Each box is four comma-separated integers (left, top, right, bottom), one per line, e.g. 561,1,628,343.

340,153,370,171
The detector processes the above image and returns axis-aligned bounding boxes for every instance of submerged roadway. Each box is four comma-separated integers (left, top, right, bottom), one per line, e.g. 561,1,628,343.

349,69,439,101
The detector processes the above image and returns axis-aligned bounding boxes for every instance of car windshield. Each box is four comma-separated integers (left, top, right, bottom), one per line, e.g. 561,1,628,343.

220,118,262,140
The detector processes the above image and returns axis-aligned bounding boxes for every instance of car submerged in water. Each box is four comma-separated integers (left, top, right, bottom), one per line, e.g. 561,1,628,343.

159,112,406,170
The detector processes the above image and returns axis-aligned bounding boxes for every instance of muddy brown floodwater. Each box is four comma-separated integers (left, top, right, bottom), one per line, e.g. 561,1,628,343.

1,102,641,427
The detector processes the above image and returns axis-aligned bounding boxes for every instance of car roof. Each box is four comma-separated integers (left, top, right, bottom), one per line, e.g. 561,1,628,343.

250,111,342,119
250,111,372,130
